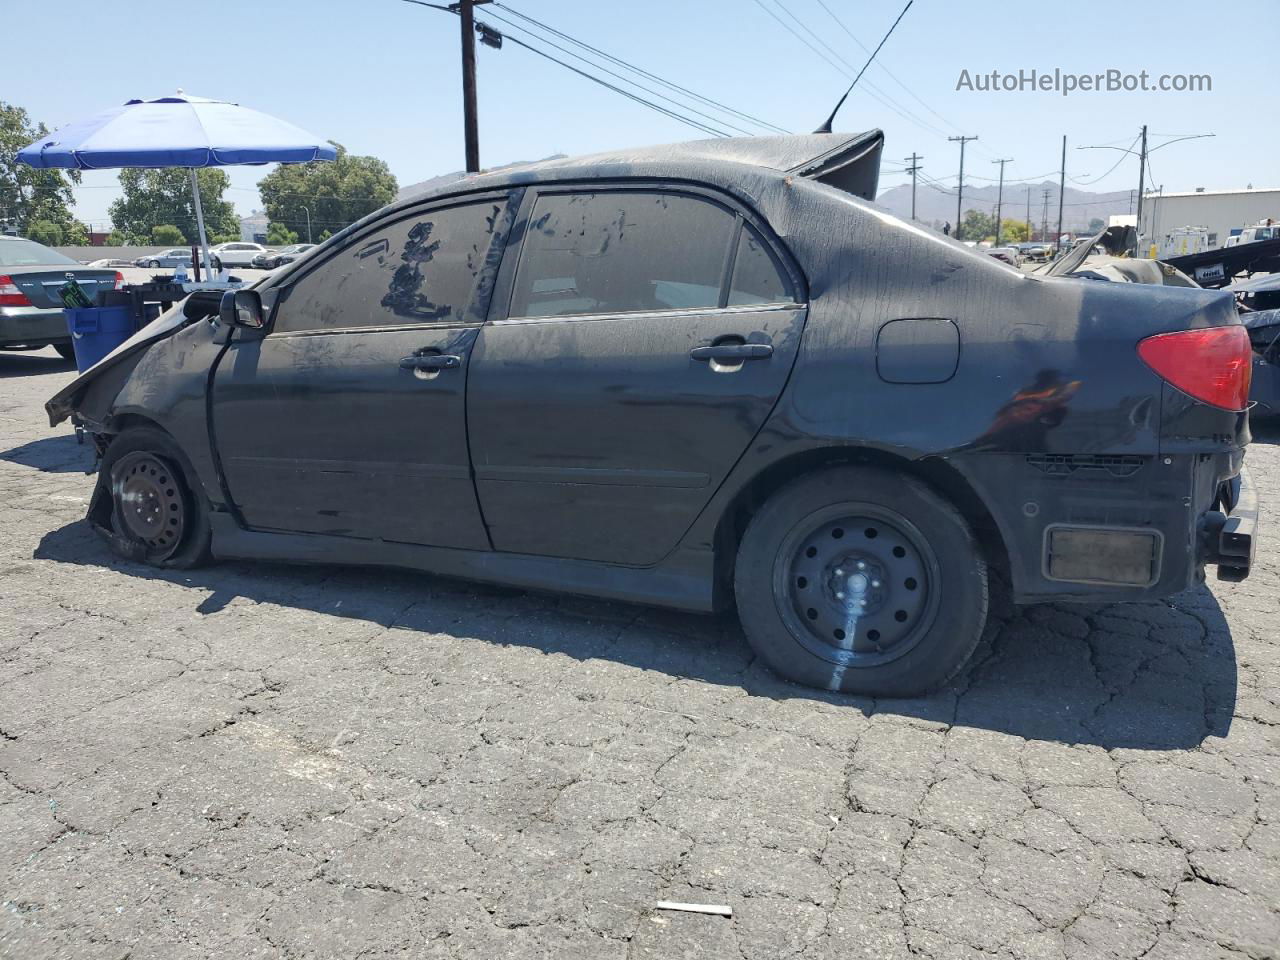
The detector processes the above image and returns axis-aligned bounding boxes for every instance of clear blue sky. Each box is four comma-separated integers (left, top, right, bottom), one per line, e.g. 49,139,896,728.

8,0,1277,228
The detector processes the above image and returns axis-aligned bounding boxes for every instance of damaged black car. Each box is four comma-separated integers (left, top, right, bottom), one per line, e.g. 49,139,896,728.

47,131,1258,696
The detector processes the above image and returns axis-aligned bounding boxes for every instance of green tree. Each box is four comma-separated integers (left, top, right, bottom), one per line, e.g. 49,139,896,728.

258,144,397,242
317,229,332,242
151,224,186,245
1,101,83,237
106,229,128,246
959,209,995,243
109,168,238,244
266,222,299,245
998,219,1030,244
26,219,62,246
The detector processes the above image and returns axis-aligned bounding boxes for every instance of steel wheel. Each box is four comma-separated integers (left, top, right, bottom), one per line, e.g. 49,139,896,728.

772,504,941,671
111,451,187,562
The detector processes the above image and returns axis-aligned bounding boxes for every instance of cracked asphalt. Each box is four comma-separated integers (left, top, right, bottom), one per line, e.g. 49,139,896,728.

2,346,1278,960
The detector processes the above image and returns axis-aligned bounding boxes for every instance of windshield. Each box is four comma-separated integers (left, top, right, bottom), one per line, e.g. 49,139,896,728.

0,237,80,268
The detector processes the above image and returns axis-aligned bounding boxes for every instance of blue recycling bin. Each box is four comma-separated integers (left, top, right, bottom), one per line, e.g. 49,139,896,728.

63,306,136,373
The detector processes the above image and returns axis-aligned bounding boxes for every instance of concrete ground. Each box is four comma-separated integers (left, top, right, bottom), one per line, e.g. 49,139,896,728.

1,347,1277,960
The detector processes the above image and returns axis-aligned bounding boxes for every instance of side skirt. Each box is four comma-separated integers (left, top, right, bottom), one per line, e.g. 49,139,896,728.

209,514,721,613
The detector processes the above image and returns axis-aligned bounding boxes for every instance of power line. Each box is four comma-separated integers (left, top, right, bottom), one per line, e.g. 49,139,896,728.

487,27,733,138
480,7,755,136
494,2,789,135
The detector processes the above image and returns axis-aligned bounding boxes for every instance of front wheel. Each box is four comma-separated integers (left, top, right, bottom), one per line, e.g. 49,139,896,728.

734,466,987,697
147,259,161,268
99,427,212,568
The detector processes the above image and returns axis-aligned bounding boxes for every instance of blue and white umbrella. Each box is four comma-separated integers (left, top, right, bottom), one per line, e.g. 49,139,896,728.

18,93,337,276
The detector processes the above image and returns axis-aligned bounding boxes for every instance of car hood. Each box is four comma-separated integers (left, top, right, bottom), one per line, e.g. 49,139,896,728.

45,290,222,426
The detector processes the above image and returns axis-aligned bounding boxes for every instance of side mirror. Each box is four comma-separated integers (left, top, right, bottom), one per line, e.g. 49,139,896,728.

219,289,264,329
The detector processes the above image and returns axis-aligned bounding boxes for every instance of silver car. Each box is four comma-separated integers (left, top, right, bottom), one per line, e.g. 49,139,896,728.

0,236,121,359
134,248,196,269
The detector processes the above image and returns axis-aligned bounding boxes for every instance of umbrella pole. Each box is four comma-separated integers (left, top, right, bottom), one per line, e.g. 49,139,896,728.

189,169,214,279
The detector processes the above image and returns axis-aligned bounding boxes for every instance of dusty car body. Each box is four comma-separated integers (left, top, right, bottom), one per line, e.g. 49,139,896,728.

47,131,1258,696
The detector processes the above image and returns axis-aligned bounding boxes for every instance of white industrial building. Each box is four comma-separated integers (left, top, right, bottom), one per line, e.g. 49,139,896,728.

1138,187,1280,250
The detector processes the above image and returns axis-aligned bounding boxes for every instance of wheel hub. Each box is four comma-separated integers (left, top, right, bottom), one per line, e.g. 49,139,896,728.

113,453,185,560
778,511,934,666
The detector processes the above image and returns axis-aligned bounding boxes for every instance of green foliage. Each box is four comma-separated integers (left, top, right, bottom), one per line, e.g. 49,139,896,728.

106,229,128,246
258,144,397,242
266,222,299,246
110,168,238,244
318,229,332,242
26,219,63,246
210,231,241,244
998,219,1030,244
959,209,995,243
151,224,187,245
1,101,82,237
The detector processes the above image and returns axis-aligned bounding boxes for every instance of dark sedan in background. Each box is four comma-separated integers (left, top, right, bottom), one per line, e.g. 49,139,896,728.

251,243,316,270
1,236,121,359
46,131,1257,696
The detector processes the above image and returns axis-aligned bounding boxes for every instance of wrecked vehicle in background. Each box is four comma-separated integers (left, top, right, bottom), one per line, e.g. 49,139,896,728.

46,131,1257,697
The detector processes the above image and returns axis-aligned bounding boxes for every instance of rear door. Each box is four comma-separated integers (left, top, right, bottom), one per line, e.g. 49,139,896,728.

210,192,513,548
467,185,807,565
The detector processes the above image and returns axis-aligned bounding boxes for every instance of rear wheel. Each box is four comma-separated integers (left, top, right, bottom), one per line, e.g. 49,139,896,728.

734,466,987,696
53,342,76,361
99,427,211,568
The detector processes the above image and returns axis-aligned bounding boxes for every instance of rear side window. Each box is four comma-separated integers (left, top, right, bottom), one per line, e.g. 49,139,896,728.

509,191,736,318
273,199,506,333
728,224,792,305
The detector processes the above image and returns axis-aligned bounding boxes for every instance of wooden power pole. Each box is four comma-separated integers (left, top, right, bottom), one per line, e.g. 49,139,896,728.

991,158,1012,246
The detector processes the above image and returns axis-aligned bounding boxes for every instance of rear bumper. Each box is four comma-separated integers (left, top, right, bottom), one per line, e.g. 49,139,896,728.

0,305,68,347
1199,467,1258,582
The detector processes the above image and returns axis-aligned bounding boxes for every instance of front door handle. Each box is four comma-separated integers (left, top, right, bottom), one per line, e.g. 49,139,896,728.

399,353,461,371
689,343,773,362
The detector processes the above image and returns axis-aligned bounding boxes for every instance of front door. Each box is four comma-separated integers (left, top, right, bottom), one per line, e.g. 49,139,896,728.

468,187,807,565
211,194,512,549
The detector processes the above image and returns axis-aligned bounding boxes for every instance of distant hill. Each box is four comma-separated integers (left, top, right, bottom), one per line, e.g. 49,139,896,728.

396,155,567,202
876,178,1132,233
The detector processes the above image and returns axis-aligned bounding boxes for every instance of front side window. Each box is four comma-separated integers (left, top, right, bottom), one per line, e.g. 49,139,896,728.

509,191,736,319
273,199,507,333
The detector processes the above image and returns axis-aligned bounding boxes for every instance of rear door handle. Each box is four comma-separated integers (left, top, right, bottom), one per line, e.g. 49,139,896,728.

399,353,461,371
689,343,773,362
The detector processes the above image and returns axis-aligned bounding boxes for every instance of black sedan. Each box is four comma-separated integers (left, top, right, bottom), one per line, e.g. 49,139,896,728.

1,236,122,359
46,132,1257,696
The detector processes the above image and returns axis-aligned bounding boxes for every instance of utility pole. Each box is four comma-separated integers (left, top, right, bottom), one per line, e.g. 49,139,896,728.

1128,189,1135,214
1055,135,1066,257
949,135,977,240
1041,188,1051,247
1026,186,1032,240
458,0,492,173
904,153,923,220
991,158,1012,246
1132,124,1148,256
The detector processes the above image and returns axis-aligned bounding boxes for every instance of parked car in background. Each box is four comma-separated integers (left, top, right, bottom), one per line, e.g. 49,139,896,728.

251,244,316,269
985,246,1021,267
85,258,135,269
134,248,196,269
45,131,1257,697
208,242,269,269
1017,241,1053,261
1,236,121,360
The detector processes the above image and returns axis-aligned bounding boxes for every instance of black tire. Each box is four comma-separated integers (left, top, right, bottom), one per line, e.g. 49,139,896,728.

734,466,987,697
98,426,212,569
147,259,161,268
53,342,76,361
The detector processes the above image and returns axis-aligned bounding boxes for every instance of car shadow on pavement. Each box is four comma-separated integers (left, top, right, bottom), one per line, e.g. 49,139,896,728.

1,433,94,473
0,351,75,378
34,517,1236,753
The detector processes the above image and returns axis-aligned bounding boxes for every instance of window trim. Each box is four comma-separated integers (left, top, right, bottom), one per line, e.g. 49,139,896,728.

262,189,519,338
489,180,803,327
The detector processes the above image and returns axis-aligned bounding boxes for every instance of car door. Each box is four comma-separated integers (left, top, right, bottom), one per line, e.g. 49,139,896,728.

210,192,513,549
467,185,808,566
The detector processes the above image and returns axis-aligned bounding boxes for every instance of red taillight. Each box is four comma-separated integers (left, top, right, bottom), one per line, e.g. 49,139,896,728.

114,271,124,289
1138,326,1252,412
0,275,32,307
